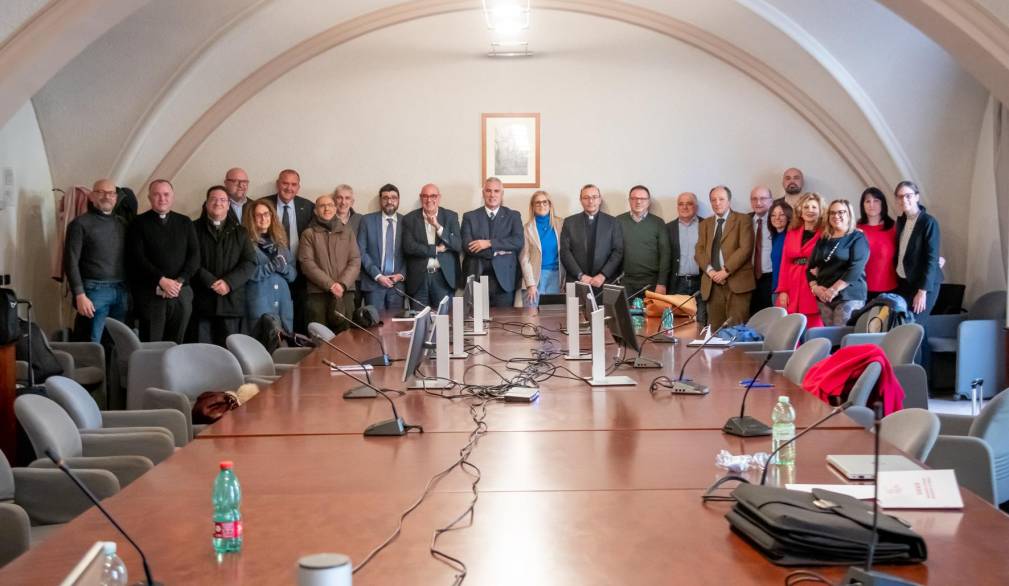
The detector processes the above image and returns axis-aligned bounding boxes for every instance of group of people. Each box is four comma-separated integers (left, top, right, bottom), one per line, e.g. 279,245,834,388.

62,166,942,347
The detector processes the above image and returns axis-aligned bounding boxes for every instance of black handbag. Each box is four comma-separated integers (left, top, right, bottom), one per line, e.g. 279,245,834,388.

726,483,927,567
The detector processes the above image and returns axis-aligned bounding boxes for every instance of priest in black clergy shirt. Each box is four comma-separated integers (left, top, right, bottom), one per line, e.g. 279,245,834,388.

461,177,524,307
126,179,200,343
559,183,624,289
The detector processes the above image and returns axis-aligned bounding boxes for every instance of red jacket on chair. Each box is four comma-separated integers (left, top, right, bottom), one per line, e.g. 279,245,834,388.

801,344,904,415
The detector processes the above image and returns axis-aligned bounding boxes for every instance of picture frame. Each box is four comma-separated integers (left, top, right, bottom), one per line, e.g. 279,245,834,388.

481,113,540,188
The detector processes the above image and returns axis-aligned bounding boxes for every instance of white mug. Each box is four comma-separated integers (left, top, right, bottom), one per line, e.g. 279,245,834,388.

297,553,352,586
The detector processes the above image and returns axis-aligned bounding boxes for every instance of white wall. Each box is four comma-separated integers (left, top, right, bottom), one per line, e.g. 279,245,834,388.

0,101,59,331
174,10,862,223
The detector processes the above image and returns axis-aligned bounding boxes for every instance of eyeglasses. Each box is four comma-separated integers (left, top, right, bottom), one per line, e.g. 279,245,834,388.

629,197,650,202
828,210,848,217
895,192,917,200
254,212,272,219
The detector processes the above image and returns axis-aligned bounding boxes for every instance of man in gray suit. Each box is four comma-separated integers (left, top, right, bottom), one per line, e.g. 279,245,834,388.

559,184,624,288
462,177,524,307
402,183,462,308
357,183,406,312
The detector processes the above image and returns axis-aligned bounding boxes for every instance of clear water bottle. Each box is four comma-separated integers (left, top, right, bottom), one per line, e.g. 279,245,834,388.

770,396,796,465
98,542,128,586
213,460,243,553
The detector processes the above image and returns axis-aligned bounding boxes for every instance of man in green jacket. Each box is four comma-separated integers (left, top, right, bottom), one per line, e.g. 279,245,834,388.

615,185,671,299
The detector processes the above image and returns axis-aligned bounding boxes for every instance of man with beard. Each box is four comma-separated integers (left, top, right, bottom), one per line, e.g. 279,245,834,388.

357,184,406,312
777,167,804,209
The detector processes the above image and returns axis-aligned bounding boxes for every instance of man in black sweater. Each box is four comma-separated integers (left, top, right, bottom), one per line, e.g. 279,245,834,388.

126,179,200,343
190,185,256,346
64,179,128,342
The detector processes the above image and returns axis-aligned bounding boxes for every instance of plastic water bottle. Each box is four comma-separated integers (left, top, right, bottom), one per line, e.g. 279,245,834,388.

213,460,243,553
98,542,128,586
770,396,796,465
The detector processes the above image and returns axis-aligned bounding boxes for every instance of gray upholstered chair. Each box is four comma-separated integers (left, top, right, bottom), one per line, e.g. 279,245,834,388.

0,450,118,566
103,318,176,410
15,328,107,408
126,348,169,411
738,313,806,370
45,376,188,448
840,323,924,366
143,344,246,440
782,338,831,386
308,322,336,342
926,290,1007,400
225,334,310,382
892,364,929,410
846,362,883,408
879,408,940,461
745,306,786,337
803,311,874,348
926,388,1009,505
14,395,157,487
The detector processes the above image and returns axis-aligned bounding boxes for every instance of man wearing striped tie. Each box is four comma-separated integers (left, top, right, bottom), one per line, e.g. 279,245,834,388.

357,184,406,312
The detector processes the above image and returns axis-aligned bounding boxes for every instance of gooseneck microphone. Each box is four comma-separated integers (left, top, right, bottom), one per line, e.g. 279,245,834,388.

322,359,422,436
44,449,162,586
665,318,734,394
313,334,378,399
722,352,775,437
759,398,855,485
644,291,703,345
328,308,393,366
390,286,426,318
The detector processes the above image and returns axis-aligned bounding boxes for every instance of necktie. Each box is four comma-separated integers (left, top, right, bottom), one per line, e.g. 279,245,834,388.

383,218,395,275
754,218,763,278
711,218,724,271
282,203,292,238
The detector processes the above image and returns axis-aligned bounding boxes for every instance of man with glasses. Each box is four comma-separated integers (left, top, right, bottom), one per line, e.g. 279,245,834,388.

223,167,250,221
667,192,707,325
615,185,670,299
402,183,462,308
559,184,623,289
749,186,775,314
358,184,407,311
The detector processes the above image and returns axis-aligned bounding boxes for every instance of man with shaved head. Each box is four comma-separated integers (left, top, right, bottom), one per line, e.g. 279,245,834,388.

778,167,804,209
402,183,462,308
298,194,361,334
223,167,250,221
64,179,129,343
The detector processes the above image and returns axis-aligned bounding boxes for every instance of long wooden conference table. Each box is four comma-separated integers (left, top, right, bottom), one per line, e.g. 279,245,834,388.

2,308,1008,584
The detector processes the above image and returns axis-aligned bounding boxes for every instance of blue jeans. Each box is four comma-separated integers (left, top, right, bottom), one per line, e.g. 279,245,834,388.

526,268,560,308
82,280,127,343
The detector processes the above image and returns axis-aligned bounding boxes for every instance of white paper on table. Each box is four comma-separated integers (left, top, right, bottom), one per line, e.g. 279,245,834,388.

686,337,732,347
875,469,964,509
328,364,374,373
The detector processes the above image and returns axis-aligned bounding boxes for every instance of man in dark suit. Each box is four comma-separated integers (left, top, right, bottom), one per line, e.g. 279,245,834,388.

461,177,524,307
694,185,755,328
559,184,624,288
667,191,706,325
262,169,314,332
748,186,775,315
402,183,462,308
358,183,406,312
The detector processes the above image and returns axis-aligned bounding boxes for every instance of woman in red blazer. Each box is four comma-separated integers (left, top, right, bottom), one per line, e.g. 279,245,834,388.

775,192,826,328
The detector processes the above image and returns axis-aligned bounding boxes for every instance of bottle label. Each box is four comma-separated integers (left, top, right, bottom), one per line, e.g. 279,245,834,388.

214,520,243,539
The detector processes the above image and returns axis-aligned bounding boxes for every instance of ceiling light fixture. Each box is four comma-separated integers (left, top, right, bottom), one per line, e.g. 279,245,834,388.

482,0,530,35
488,41,532,58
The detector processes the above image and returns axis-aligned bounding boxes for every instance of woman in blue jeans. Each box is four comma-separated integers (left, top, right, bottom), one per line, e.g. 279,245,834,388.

242,200,297,332
519,190,565,308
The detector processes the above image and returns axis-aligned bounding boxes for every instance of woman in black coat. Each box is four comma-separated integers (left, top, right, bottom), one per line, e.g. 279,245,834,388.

893,181,942,316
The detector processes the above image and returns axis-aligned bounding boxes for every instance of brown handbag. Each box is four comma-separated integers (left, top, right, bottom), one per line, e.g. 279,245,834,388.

192,391,240,425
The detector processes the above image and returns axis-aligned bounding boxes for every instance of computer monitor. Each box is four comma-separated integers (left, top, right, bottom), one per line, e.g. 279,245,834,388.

401,306,432,383
601,284,642,354
575,281,598,323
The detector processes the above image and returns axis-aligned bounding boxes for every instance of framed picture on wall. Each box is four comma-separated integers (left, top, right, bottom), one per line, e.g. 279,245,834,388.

482,113,540,188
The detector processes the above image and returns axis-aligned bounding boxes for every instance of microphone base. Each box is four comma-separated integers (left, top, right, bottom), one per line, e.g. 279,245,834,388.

564,352,592,361
362,354,392,367
631,356,662,369
722,416,772,437
840,567,920,585
667,380,709,395
587,375,637,387
650,334,678,344
406,377,454,390
343,386,378,399
363,417,423,436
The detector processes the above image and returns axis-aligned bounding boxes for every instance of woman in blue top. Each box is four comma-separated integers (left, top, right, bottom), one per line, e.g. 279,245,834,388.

768,199,792,307
519,190,565,308
242,200,297,332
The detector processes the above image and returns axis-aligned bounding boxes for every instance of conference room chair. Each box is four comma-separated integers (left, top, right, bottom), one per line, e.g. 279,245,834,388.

745,306,786,337
840,323,924,366
308,321,336,341
143,344,246,441
845,362,883,408
782,338,831,386
45,376,187,448
103,318,176,410
738,313,806,370
803,310,875,348
926,388,1009,506
925,290,1007,400
15,328,107,409
879,408,941,461
14,395,156,487
126,348,169,411
0,449,119,567
226,333,310,383
892,364,929,410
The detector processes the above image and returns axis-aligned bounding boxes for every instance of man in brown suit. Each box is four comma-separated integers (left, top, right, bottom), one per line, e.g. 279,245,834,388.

694,185,755,328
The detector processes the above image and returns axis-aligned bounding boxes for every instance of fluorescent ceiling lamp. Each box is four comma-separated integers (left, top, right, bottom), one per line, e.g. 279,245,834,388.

482,0,530,34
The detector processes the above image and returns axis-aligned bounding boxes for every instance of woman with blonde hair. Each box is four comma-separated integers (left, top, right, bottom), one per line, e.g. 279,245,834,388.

242,199,297,332
774,192,827,328
807,199,869,326
519,190,565,307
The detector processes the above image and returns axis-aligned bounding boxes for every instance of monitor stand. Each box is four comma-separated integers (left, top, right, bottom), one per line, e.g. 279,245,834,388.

587,308,635,387
408,313,453,389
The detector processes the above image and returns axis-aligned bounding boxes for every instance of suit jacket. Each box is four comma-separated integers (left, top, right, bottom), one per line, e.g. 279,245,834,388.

519,216,565,288
461,206,524,292
694,210,755,299
895,206,942,293
262,194,314,254
401,207,462,295
357,211,404,292
559,212,623,282
667,215,705,279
